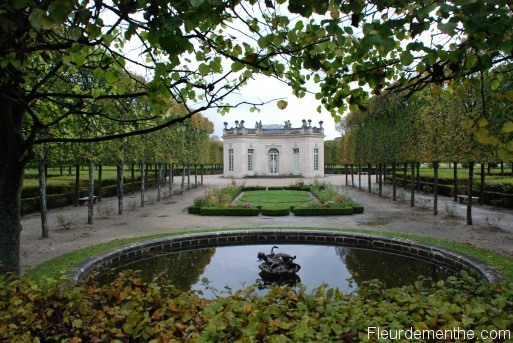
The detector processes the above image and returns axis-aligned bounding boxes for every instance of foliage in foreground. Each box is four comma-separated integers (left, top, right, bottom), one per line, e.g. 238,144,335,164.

1,272,512,342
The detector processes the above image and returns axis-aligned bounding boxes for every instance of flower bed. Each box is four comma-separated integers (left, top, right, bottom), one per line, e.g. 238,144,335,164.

189,181,364,216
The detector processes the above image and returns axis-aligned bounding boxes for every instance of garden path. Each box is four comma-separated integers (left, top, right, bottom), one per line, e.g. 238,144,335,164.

19,175,513,274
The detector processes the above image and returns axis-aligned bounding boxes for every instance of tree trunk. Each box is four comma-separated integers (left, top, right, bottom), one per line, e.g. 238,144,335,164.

392,162,397,201
378,163,382,196
59,166,63,176
416,162,421,192
487,163,491,175
97,164,102,202
201,164,204,185
187,164,191,190
500,162,504,176
410,162,415,207
117,139,125,215
358,164,361,190
403,162,407,187
145,163,149,189
157,162,163,202
131,163,135,194
0,157,24,275
453,162,458,202
169,163,174,196
467,162,474,225
345,164,348,186
68,166,72,176
181,165,186,192
74,163,80,207
433,161,439,215
88,159,94,225
480,163,485,206
350,164,354,188
140,162,146,207
368,163,371,193
194,164,198,187
38,155,49,238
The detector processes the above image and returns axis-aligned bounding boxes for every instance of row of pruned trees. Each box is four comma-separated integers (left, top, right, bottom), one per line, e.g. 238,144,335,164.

337,68,513,224
33,103,216,237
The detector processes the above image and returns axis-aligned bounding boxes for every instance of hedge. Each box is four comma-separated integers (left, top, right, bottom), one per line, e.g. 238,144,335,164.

260,207,290,216
386,177,513,208
199,207,261,216
352,205,365,214
293,207,354,216
241,186,267,191
188,206,201,214
20,180,159,214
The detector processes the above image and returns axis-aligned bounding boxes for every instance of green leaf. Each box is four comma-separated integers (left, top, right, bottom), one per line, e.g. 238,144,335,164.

502,121,513,133
198,63,210,76
277,100,288,110
400,51,414,66
190,0,205,8
68,27,82,41
28,9,56,30
231,62,244,72
461,119,474,129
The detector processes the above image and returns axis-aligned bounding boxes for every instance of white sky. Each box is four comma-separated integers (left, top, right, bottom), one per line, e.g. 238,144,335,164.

203,74,341,140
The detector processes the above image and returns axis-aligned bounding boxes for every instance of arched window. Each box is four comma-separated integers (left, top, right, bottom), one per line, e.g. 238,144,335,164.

268,148,279,174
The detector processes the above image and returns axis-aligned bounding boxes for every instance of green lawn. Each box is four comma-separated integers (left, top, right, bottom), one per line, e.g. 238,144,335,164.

238,190,317,208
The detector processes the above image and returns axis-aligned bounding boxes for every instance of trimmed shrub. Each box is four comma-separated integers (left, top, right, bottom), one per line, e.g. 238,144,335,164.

293,207,353,216
261,207,290,216
267,186,286,190
188,206,201,214
352,205,365,214
200,207,260,216
241,186,267,191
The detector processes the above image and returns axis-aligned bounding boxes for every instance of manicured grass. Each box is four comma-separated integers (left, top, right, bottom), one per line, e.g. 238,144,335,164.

238,190,317,208
24,228,513,283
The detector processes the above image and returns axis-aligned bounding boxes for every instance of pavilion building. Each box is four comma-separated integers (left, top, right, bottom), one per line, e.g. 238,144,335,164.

222,119,325,178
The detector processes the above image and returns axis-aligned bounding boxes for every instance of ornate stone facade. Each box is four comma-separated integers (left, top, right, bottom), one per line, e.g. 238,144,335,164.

223,119,325,178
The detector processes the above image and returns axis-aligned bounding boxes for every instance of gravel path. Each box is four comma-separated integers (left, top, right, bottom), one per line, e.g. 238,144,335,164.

20,174,513,274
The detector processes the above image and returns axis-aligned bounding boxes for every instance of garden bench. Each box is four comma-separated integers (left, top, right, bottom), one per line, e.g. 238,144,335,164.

456,195,479,204
78,196,98,205
357,171,369,175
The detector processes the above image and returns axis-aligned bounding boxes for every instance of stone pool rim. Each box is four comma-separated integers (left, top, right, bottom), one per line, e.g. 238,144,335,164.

69,229,503,284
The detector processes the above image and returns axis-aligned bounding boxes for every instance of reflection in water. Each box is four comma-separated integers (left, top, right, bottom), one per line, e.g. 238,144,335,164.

96,244,457,299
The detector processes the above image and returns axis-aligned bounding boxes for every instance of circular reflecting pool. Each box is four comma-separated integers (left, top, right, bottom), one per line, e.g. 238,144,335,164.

95,244,457,298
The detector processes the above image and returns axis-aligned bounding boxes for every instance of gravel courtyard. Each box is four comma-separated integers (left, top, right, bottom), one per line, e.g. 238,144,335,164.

20,174,513,274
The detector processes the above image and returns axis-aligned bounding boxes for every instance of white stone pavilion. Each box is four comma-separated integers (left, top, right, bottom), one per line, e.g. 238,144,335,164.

222,119,325,178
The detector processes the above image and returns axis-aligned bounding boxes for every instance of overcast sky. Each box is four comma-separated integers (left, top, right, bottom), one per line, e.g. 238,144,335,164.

202,74,341,140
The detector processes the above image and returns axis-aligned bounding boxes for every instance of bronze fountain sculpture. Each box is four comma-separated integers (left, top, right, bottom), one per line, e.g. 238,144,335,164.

257,246,301,287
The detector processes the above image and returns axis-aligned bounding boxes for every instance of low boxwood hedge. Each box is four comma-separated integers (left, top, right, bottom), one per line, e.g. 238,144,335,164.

260,207,290,216
188,206,201,214
293,207,353,216
241,186,267,191
352,205,364,214
199,207,260,216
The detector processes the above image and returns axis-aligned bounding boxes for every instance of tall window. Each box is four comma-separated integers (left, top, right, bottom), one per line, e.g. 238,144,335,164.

228,149,234,171
268,148,279,174
293,148,299,173
248,149,254,171
313,148,319,171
